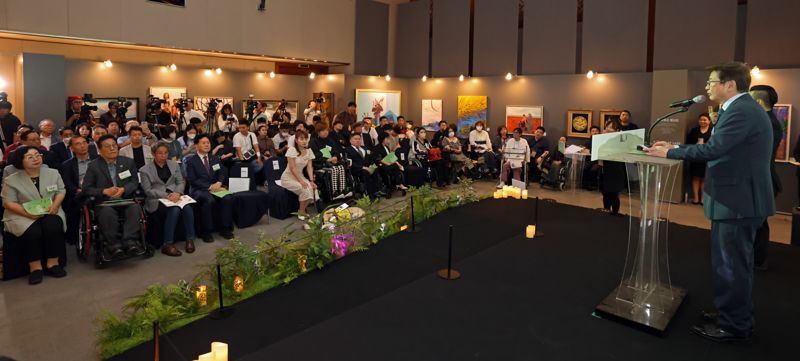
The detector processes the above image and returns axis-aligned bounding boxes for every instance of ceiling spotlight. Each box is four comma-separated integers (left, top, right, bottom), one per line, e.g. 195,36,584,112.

505,72,513,80
160,66,167,73
169,63,177,71
327,74,335,80
204,69,213,76
269,71,276,78
385,74,391,81
422,75,428,82
458,74,465,82
586,70,595,79
309,72,316,79
751,66,762,79
0,77,6,90
257,73,264,79
103,60,113,68
215,67,222,75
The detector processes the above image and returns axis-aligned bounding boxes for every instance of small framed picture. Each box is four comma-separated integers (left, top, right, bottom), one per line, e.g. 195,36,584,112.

599,110,623,131
567,110,593,138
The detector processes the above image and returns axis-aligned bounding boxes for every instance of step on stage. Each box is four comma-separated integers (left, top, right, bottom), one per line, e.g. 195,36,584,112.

113,199,800,361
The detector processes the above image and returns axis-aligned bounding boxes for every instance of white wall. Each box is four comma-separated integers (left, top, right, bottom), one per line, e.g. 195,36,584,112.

0,0,355,66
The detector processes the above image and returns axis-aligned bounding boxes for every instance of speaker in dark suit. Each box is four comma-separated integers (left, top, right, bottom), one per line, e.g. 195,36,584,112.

49,140,73,166
59,136,97,245
649,63,775,341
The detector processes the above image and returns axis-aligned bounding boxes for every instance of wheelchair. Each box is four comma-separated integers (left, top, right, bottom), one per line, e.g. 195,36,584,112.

538,151,571,191
75,195,153,269
313,153,356,212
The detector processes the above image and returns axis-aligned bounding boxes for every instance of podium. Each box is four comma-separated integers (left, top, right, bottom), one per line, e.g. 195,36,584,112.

594,152,686,334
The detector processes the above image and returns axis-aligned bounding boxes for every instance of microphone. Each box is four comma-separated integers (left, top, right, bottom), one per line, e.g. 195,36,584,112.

669,95,706,108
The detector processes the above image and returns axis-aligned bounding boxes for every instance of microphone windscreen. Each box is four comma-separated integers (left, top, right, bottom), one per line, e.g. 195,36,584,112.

693,95,707,104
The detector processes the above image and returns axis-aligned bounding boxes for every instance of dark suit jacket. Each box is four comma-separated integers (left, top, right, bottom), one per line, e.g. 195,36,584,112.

345,145,372,170
82,156,140,202
527,136,550,160
668,94,775,221
50,141,72,166
185,153,228,197
767,110,782,194
60,155,97,204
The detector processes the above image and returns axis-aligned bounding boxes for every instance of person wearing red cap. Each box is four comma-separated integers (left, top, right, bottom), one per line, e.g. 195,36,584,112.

66,96,92,129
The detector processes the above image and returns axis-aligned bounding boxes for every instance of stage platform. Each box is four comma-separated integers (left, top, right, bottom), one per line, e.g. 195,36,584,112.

112,198,800,361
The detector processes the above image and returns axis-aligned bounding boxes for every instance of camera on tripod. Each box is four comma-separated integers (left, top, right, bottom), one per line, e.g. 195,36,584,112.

277,99,288,112
81,93,98,118
207,98,222,117
313,96,325,104
175,98,188,113
115,96,133,117
147,95,167,112
245,94,259,121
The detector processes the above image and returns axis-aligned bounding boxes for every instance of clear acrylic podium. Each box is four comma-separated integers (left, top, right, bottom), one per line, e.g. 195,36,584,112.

594,152,686,334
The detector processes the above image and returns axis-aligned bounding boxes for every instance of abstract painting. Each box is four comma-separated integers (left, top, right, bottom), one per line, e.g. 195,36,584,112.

457,96,488,138
421,99,443,131
356,89,401,123
773,104,792,162
505,106,543,134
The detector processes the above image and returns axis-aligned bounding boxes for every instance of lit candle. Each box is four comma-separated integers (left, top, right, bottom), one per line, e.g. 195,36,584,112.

526,225,536,238
493,190,501,199
522,190,528,199
233,276,244,294
195,285,207,306
212,342,228,361
198,352,213,361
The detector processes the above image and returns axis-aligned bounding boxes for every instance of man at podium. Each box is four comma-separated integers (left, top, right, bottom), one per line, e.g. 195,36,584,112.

646,62,775,342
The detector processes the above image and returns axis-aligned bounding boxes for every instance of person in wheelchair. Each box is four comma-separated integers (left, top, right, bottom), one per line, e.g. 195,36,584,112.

60,135,97,245
310,123,352,202
140,142,198,257
81,135,144,259
441,126,471,184
185,134,235,242
410,127,446,187
345,132,384,198
374,132,408,194
2,146,68,284
497,128,530,188
310,123,344,169
468,121,498,176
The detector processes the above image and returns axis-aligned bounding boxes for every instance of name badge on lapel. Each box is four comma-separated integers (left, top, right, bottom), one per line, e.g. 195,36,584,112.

212,164,221,171
46,185,58,192
119,170,132,180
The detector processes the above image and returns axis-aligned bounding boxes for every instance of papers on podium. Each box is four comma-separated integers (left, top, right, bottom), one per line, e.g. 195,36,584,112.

590,129,645,162
159,195,197,209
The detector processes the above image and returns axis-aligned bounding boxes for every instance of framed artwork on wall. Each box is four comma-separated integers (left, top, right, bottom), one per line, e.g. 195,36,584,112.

356,89,401,122
148,86,187,106
194,96,234,114
505,105,543,135
92,97,139,121
148,0,185,7
567,109,593,138
599,110,623,131
311,92,335,124
457,96,488,139
421,99,443,131
773,104,792,162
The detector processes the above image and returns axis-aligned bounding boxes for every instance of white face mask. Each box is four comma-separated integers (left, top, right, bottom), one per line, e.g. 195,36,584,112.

476,126,483,131
281,132,289,137
169,133,176,140
406,124,413,129
448,132,455,137
187,133,196,140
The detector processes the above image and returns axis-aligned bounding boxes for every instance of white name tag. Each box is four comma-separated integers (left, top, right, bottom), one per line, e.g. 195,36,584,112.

212,164,221,171
46,185,58,192
336,203,350,211
272,160,280,170
325,145,332,151
119,170,132,180
400,153,405,161
241,167,249,178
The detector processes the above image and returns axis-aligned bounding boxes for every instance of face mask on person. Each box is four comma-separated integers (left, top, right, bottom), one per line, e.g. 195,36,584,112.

448,132,455,138
406,124,412,129
476,126,483,131
187,133,196,140
169,133,176,140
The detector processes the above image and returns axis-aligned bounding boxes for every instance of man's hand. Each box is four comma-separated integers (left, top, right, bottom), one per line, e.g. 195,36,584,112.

329,156,338,164
112,187,125,199
102,187,118,197
257,157,263,166
209,182,223,193
167,192,181,202
645,143,672,158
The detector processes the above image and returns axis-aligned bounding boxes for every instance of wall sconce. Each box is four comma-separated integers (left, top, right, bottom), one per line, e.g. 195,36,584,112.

384,74,391,81
103,60,113,68
215,67,222,75
586,70,595,79
269,71,276,78
309,72,316,79
505,72,513,81
458,74,465,82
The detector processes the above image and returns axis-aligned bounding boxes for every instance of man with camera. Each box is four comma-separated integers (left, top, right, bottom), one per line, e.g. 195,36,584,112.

0,94,22,149
334,101,357,132
181,99,206,129
253,101,269,125
66,95,95,129
304,100,322,126
100,101,127,126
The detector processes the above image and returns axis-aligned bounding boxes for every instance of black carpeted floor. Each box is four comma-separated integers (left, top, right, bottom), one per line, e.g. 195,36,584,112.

113,199,800,361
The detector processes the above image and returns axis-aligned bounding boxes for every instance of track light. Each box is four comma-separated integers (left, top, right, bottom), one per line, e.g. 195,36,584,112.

215,67,222,75
169,63,177,71
458,74,465,82
309,72,316,79
269,71,276,78
204,69,213,76
586,70,595,79
505,72,513,80
103,60,113,68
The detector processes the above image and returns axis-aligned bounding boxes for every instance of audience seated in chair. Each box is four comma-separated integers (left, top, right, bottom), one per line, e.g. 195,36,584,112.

2,124,34,159
118,126,153,169
81,134,144,259
344,132,384,198
280,129,317,220
468,121,498,175
1,146,68,285
3,130,59,178
60,136,97,245
140,142,197,257
48,127,74,165
497,127,530,188
440,126,470,183
185,134,235,242
374,132,408,194
310,122,344,169
410,127,446,187
211,130,236,168
232,120,264,180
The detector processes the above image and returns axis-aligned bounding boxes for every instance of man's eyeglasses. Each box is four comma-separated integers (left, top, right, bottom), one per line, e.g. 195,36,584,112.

100,143,118,149
706,80,724,86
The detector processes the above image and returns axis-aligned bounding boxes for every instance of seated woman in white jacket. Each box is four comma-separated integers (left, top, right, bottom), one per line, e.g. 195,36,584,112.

497,127,530,188
468,121,498,174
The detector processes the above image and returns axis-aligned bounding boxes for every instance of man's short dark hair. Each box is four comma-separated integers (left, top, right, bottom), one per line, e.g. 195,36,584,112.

749,85,778,108
20,130,38,142
621,110,631,117
97,134,117,148
707,62,751,93
0,101,12,111
93,124,108,131
397,116,405,121
151,141,170,154
590,125,601,132
68,135,88,148
535,126,546,133
10,146,41,170
380,116,388,121
239,119,251,127
189,117,202,125
347,101,356,108
58,127,73,136
17,124,33,132
349,132,362,140
195,133,212,145
127,126,143,135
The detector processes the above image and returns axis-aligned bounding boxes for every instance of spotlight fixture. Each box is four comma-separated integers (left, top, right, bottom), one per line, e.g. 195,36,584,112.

215,67,222,75
327,74,335,80
269,71,276,78
169,63,177,71
204,69,213,76
422,75,428,82
586,70,595,79
160,66,167,73
505,72,513,81
458,74,465,82
385,74,391,81
0,77,6,90
309,72,316,79
103,59,113,68
751,66,762,79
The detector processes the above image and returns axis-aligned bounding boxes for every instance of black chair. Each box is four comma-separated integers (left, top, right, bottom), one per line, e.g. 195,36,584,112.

262,156,299,220
233,191,269,228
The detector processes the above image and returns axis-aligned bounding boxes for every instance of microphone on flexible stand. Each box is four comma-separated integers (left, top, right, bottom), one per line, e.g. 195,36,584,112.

640,95,707,148
668,95,707,108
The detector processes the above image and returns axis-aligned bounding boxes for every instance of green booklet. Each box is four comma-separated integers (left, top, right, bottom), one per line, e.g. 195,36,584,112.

320,148,332,159
368,164,377,174
23,198,52,216
211,190,231,198
558,140,566,154
382,153,398,164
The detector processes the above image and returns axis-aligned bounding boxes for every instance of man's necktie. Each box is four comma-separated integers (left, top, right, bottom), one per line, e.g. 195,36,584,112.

203,156,210,173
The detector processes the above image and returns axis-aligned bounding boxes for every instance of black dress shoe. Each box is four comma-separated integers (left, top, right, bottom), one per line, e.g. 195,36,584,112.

109,247,125,259
126,244,143,255
220,231,235,240
201,234,214,243
29,270,43,285
690,322,751,343
700,310,718,322
44,265,67,278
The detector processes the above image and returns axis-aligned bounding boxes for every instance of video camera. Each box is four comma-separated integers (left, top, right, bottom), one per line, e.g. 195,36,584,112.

207,98,222,117
147,95,167,112
277,99,288,112
81,93,98,118
0,92,8,103
245,94,258,121
115,96,133,117
175,96,188,114
313,95,325,104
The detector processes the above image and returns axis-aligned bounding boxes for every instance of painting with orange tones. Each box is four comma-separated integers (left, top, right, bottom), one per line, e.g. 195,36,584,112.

505,106,543,135
457,96,487,138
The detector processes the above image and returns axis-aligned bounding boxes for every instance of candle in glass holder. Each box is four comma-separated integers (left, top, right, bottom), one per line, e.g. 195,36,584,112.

521,190,528,199
493,190,501,199
526,225,536,238
297,254,308,273
195,285,208,306
233,275,244,294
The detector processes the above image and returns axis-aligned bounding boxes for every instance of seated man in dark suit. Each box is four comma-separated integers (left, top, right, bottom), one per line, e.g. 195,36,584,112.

344,133,384,198
185,133,235,242
81,134,143,259
60,135,97,245
49,127,75,166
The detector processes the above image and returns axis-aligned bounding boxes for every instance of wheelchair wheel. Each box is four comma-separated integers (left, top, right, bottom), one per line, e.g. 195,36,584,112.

559,183,566,192
76,207,92,262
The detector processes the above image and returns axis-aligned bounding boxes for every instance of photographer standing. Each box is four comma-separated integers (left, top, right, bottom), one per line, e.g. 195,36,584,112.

65,96,92,129
334,101,357,132
216,103,239,134
181,100,206,129
100,101,126,126
304,100,321,126
0,97,22,149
